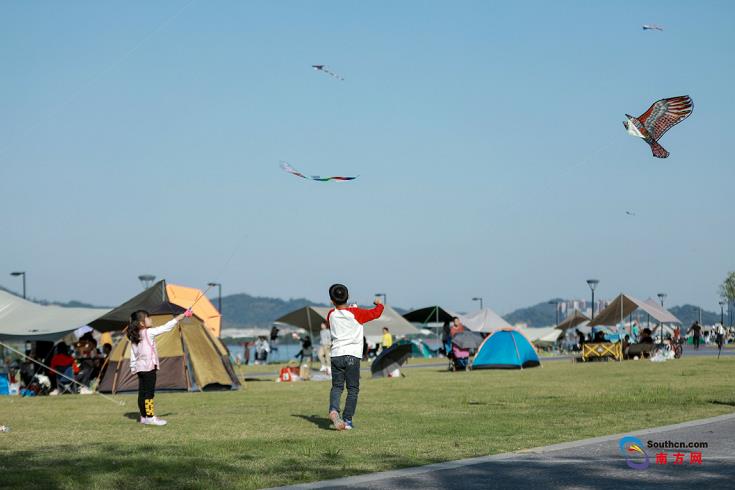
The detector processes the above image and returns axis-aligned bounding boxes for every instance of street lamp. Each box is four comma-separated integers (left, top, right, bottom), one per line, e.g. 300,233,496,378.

10,272,26,299
719,301,726,327
586,279,599,319
208,282,222,313
138,274,156,289
472,297,484,310
375,293,387,305
548,300,560,327
657,293,667,307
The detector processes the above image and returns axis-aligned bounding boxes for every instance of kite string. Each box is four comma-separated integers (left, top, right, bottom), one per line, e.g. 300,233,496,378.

0,340,125,406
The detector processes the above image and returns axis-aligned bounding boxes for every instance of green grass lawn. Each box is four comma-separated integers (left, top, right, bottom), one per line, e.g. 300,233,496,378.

1,357,734,489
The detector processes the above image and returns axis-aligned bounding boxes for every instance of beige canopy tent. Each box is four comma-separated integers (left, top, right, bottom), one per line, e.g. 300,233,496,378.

459,308,513,333
0,290,109,341
275,306,331,338
276,304,420,338
556,310,590,331
589,293,681,327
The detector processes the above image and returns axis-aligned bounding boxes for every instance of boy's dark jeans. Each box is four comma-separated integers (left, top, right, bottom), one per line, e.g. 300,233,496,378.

329,355,360,421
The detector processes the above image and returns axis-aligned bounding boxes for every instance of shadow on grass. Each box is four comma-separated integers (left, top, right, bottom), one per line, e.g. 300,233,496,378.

123,412,175,420
291,414,333,430
710,400,735,407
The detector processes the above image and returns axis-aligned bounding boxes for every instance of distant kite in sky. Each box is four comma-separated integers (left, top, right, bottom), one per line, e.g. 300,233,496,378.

626,211,636,216
642,24,664,31
312,65,344,81
623,95,693,158
280,161,357,182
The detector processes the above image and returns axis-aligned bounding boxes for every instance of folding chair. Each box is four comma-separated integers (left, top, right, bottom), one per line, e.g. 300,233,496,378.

56,365,76,394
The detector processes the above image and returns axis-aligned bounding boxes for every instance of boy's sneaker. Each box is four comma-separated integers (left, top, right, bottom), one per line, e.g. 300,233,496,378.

344,420,354,430
329,410,346,431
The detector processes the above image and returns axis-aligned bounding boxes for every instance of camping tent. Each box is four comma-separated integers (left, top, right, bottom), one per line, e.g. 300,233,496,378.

472,329,540,369
518,326,562,346
556,310,590,331
0,290,109,341
90,281,221,337
94,281,238,393
459,308,513,333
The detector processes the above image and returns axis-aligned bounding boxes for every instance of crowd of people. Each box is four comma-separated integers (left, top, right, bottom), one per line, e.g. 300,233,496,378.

5,332,113,396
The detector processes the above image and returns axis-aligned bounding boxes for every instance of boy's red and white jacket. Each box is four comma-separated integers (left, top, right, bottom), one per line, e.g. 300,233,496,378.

327,304,384,358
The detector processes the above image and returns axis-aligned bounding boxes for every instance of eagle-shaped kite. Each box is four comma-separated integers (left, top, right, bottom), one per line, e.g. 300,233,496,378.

623,95,693,158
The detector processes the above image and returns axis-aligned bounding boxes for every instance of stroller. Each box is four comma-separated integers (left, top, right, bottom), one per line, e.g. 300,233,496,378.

449,344,470,371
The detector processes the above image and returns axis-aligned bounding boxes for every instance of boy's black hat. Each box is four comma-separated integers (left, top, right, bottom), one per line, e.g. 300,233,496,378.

329,284,349,305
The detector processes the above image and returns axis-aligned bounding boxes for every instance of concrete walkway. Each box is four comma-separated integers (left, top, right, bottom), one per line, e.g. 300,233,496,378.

273,412,735,490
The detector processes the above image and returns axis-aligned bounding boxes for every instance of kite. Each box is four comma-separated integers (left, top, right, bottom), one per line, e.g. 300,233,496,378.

642,24,664,31
626,211,636,216
312,65,344,81
279,161,357,182
623,95,693,158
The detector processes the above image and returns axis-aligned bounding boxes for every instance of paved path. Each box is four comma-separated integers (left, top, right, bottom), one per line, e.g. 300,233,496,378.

273,412,735,490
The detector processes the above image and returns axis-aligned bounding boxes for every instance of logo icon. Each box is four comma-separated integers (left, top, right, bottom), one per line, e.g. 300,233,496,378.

619,436,650,469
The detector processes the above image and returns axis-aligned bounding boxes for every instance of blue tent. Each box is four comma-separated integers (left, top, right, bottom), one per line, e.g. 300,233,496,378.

472,330,540,369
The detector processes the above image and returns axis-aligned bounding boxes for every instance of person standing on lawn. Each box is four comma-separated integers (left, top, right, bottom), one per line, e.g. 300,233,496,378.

327,284,384,431
128,309,191,426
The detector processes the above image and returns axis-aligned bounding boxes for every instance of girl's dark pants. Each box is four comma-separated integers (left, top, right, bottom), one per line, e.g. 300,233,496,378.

329,355,360,421
137,369,156,417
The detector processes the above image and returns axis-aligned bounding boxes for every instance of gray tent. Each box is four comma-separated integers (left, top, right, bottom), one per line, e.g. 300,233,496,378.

459,308,513,333
0,290,109,341
589,293,681,327
556,310,590,331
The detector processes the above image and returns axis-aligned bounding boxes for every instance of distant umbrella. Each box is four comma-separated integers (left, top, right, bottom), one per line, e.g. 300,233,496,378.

371,343,412,378
452,331,484,350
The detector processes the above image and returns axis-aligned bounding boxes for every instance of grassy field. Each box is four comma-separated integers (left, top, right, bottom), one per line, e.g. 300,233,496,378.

1,356,734,489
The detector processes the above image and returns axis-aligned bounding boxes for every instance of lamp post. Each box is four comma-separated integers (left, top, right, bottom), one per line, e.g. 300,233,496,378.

138,274,156,289
720,301,726,327
375,293,387,305
548,300,560,327
472,297,483,310
208,282,222,313
586,279,599,319
656,293,667,344
10,272,26,299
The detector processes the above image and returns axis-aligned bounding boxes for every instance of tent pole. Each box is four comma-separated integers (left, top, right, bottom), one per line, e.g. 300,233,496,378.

510,332,523,369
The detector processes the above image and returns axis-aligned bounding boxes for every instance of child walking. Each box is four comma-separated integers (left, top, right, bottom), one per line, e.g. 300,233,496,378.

128,309,191,426
326,284,384,431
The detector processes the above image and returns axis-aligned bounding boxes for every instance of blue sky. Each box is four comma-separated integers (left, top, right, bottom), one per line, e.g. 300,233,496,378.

1,1,733,314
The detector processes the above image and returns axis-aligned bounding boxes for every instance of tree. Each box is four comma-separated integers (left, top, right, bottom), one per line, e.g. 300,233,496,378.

720,272,735,304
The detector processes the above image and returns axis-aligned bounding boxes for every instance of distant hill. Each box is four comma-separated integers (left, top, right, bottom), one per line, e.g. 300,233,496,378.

669,304,720,326
0,284,104,308
505,299,563,327
221,293,327,328
220,293,407,328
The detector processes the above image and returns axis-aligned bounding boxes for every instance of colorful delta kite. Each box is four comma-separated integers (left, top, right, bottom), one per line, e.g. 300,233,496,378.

623,95,693,158
279,161,357,182
642,24,664,31
312,65,344,81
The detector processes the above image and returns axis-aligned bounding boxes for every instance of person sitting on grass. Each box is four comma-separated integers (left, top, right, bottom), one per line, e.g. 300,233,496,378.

49,342,79,395
295,335,313,366
327,284,384,431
